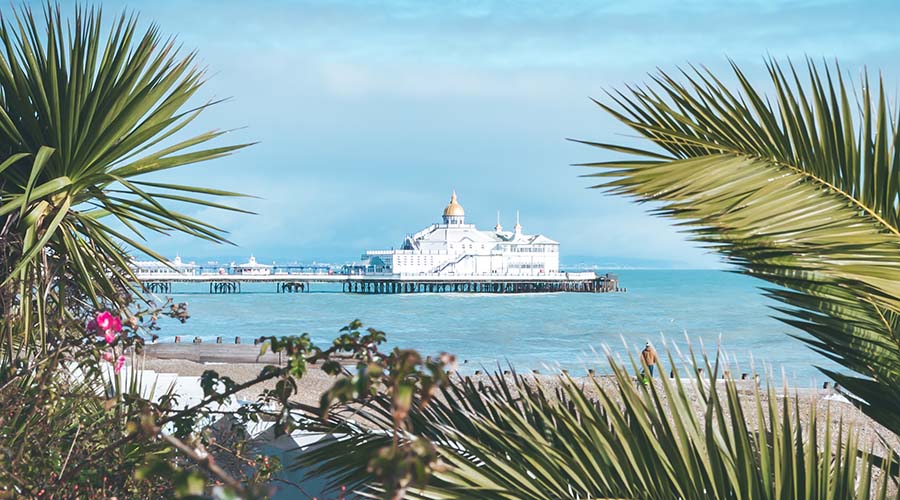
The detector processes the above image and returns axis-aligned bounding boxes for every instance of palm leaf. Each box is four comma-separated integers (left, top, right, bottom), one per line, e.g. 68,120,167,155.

578,58,900,437
300,350,890,499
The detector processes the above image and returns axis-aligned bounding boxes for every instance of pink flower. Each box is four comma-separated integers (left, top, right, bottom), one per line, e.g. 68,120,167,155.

102,351,115,362
104,330,116,344
114,355,126,374
96,311,114,331
86,319,98,333
95,311,123,333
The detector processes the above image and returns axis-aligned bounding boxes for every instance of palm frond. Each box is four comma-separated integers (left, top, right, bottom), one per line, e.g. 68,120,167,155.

579,58,900,436
301,350,891,499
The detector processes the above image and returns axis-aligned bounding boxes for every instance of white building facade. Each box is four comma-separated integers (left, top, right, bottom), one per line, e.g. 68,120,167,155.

232,256,273,276
131,255,198,277
363,192,560,276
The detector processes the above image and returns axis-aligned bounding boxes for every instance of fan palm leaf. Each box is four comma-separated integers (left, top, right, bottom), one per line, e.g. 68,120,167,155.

578,59,900,437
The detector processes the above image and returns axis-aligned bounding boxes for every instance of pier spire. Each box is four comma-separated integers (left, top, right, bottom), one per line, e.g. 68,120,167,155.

495,210,503,232
514,210,522,236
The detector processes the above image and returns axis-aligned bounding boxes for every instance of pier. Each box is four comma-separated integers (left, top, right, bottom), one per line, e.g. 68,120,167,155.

133,194,627,296
135,271,620,295
340,275,617,294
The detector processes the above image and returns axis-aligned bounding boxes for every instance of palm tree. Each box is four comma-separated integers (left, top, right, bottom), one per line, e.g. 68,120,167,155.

0,4,251,358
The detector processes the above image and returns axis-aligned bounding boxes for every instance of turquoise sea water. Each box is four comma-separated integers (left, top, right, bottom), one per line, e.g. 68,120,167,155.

157,270,837,385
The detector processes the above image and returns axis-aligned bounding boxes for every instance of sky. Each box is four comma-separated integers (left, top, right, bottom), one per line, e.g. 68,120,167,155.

53,0,900,268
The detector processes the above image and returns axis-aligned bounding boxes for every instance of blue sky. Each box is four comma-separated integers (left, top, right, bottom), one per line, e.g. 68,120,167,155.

74,0,900,267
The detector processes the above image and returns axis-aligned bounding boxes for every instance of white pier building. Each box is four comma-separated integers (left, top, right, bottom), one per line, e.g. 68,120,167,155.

231,256,273,276
360,192,560,276
131,255,198,277
130,193,620,294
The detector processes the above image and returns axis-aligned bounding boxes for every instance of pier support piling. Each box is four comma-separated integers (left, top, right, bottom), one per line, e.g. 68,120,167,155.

209,281,240,294
146,282,171,294
141,273,621,296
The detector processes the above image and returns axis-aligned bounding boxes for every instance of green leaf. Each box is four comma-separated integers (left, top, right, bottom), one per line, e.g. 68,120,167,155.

579,58,900,438
300,347,887,499
174,470,206,497
258,340,269,357
0,3,253,357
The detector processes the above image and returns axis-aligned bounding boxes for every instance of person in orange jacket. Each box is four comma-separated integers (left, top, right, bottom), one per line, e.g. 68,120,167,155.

640,341,659,377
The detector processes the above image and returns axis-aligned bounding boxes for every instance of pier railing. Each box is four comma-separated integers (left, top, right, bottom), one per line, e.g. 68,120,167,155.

134,271,600,280
134,271,621,294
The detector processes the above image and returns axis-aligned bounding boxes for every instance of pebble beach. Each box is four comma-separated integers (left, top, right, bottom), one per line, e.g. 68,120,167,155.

140,350,897,457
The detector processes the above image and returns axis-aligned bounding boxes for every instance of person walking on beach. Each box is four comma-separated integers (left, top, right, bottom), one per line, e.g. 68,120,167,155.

641,341,659,377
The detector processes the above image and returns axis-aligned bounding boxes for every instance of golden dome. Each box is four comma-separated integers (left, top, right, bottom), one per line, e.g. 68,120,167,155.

442,191,465,217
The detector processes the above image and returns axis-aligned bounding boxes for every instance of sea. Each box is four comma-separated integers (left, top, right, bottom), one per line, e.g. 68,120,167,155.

155,269,839,386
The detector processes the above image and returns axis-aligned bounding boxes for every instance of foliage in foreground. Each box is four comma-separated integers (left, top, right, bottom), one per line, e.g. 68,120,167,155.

0,309,455,498
578,59,900,437
0,327,187,498
0,3,261,498
0,2,251,360
3,2,899,498
302,343,895,499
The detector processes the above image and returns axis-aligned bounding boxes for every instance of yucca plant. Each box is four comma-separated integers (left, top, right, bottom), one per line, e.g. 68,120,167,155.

0,4,272,497
0,3,251,358
577,59,900,439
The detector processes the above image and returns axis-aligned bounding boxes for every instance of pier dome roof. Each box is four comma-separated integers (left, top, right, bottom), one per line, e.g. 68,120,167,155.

442,191,465,217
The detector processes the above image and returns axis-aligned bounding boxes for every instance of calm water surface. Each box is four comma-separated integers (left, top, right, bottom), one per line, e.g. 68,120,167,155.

157,270,837,385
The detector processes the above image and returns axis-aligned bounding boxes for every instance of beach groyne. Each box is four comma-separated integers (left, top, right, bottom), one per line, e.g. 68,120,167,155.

142,342,284,364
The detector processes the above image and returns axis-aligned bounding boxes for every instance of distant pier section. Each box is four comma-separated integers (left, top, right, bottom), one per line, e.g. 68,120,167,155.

133,192,623,295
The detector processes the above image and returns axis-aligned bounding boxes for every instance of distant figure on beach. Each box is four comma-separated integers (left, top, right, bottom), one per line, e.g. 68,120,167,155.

641,341,659,377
